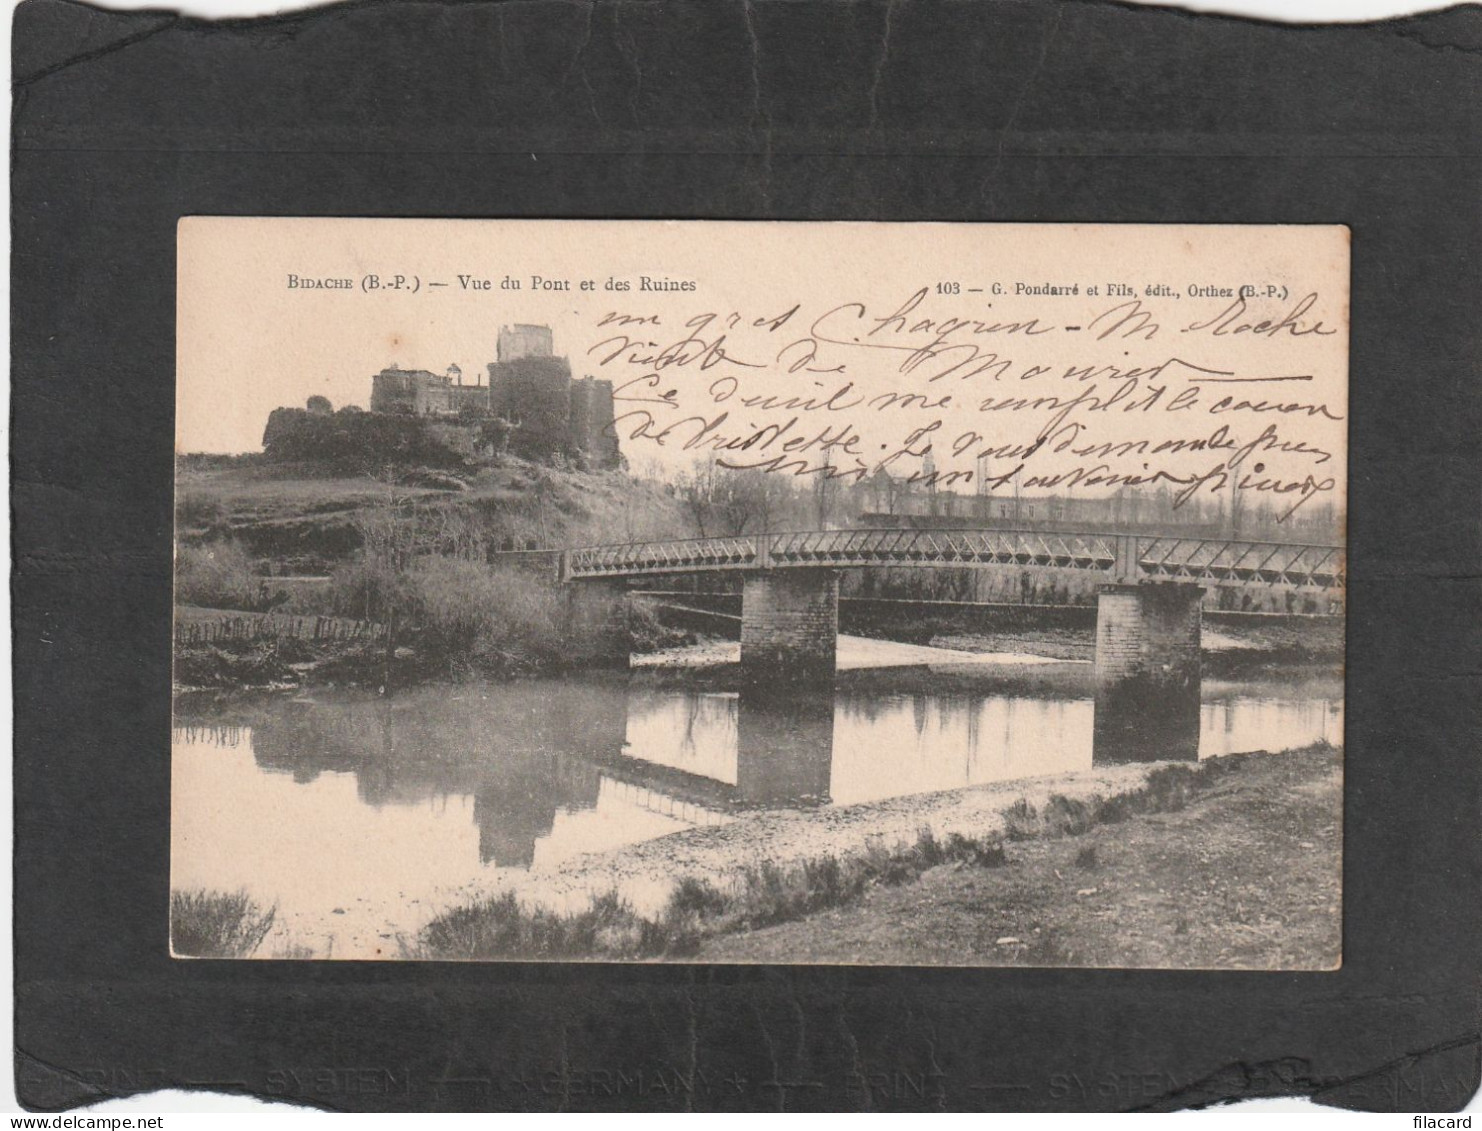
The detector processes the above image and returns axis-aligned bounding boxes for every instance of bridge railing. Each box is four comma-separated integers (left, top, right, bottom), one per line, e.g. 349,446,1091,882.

1132,537,1345,590
766,528,1123,572
564,535,759,578
561,528,1345,591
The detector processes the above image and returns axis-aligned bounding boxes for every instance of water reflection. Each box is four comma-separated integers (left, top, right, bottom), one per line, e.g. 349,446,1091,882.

1093,683,1201,764
173,676,1342,937
245,683,631,868
622,688,834,807
831,693,1092,806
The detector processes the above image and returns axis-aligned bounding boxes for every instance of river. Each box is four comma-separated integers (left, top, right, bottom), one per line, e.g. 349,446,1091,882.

171,659,1342,958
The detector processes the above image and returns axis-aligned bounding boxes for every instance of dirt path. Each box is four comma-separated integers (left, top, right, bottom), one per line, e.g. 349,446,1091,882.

698,744,1341,970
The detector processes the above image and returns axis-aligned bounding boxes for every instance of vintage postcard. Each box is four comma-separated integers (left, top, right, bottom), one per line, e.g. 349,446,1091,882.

172,219,1346,966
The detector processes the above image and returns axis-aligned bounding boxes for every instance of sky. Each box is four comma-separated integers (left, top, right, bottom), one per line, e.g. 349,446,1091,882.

179,218,1349,522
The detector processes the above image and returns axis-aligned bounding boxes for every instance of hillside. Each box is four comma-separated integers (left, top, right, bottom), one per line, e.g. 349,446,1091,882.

175,455,694,573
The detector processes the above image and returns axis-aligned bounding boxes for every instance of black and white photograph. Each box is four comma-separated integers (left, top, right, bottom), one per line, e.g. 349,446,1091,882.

170,219,1347,968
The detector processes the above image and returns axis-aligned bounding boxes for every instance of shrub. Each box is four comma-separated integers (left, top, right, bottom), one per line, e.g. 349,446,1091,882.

399,467,468,491
420,888,692,960
1043,794,1097,837
170,889,276,958
175,540,258,610
1003,798,1041,841
422,827,1013,960
404,557,568,671
906,827,1008,869
328,555,407,624
330,551,685,674
1141,765,1201,812
667,876,728,919
945,831,1008,868
627,598,693,654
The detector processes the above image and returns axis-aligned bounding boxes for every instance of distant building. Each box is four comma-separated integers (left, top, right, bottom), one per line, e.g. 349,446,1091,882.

365,326,620,468
858,478,1341,543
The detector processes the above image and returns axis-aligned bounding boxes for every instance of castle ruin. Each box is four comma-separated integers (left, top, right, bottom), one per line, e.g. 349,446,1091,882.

369,325,620,468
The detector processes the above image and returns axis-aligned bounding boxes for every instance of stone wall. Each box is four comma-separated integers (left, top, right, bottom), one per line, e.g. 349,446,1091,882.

370,367,455,415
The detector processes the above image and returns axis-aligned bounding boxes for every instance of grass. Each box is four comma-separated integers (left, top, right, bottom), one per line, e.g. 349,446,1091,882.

419,826,1011,960
175,553,689,691
170,888,277,958
701,741,1341,968
418,890,684,960
417,748,1310,962
1002,757,1251,841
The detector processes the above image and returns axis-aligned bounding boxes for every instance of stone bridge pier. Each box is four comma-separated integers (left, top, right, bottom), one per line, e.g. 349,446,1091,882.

1092,583,1203,763
740,569,840,685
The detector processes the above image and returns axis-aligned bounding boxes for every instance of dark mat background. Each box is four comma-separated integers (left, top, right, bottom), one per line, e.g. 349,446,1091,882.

11,0,1481,1112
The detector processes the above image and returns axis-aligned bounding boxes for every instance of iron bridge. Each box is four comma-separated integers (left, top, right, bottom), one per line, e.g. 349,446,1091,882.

560,529,1345,591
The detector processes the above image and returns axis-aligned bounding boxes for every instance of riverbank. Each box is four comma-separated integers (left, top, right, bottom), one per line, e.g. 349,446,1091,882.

631,631,1341,699
172,606,414,690
172,600,697,692
414,741,1339,968
698,741,1341,969
927,614,1343,681
172,614,1084,695
631,633,1076,673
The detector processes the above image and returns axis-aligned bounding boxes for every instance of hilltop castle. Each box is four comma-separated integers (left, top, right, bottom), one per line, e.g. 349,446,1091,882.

368,325,620,469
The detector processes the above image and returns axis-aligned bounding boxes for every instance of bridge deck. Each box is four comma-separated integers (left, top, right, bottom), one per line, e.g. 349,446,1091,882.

559,529,1344,591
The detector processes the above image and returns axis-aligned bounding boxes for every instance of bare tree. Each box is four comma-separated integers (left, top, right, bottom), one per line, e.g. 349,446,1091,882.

679,457,719,538
717,469,790,536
